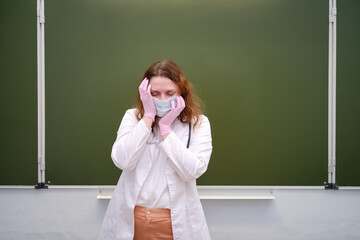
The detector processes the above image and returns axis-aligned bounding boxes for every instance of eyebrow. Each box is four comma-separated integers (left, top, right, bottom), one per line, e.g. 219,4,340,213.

151,89,176,93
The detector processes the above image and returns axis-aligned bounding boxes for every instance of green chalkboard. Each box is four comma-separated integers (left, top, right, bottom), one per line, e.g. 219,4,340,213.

1,0,359,186
0,0,37,185
337,0,360,186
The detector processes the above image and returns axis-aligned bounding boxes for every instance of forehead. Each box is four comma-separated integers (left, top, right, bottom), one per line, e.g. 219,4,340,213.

149,76,178,91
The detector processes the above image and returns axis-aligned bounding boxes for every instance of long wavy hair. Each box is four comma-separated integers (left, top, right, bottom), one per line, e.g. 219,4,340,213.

135,59,203,128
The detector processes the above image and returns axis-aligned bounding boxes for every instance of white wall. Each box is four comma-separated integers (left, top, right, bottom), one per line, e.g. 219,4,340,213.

0,187,359,240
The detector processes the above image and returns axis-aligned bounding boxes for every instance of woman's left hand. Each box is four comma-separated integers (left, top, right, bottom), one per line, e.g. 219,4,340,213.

159,96,185,137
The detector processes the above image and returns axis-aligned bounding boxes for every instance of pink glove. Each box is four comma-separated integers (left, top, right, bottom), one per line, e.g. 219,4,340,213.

159,96,186,136
139,78,156,122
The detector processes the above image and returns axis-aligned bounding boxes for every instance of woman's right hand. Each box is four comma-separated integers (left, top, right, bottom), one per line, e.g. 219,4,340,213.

139,78,156,122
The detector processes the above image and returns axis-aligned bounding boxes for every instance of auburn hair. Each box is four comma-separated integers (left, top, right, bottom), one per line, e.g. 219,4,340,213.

135,59,203,128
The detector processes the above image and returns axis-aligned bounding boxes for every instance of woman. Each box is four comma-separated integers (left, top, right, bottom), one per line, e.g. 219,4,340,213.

97,60,213,240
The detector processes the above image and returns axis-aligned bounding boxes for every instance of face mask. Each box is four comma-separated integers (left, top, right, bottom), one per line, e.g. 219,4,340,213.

153,96,177,117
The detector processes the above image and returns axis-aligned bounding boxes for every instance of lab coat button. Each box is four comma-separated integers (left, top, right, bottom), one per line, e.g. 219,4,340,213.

147,211,151,215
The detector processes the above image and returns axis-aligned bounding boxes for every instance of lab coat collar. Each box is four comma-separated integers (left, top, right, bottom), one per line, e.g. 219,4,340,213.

171,118,188,138
147,118,187,145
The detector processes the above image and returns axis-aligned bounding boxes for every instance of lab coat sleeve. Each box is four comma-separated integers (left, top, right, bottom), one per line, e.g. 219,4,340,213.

159,115,213,182
111,109,151,171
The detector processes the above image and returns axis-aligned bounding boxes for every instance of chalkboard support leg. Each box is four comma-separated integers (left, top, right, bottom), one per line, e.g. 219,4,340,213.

325,183,339,190
34,182,48,189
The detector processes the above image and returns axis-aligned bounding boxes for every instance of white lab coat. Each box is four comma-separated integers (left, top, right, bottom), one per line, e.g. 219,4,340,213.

97,109,213,240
